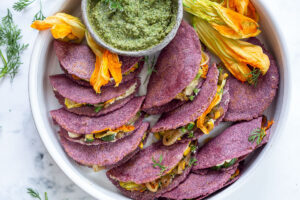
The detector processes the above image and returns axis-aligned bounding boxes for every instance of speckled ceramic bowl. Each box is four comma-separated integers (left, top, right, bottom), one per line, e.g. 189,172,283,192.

29,0,290,199
81,0,183,56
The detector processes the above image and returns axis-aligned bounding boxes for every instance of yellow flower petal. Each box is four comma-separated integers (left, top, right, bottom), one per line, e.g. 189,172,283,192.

183,0,260,39
51,24,72,40
31,13,85,43
221,0,259,22
90,53,111,93
193,17,269,82
107,52,122,87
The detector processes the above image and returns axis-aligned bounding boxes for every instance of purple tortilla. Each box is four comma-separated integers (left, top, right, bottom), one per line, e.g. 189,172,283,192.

161,166,239,200
107,141,193,200
151,63,219,133
224,38,279,122
142,20,201,110
143,80,204,115
54,91,134,117
54,40,143,86
50,74,139,104
50,96,144,135
192,117,270,171
60,122,149,169
59,116,143,145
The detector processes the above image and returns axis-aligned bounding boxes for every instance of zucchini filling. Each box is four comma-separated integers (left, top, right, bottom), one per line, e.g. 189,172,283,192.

211,158,237,170
196,69,228,134
119,143,197,192
67,112,141,142
175,51,209,101
64,82,137,111
155,122,196,146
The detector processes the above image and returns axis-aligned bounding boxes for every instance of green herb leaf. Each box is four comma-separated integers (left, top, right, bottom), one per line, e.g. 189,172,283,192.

13,0,35,11
222,158,237,168
187,123,195,131
85,138,95,143
248,128,266,145
211,158,238,170
0,9,28,80
94,105,104,112
190,144,198,153
101,0,124,12
193,88,200,95
101,134,116,142
33,9,45,21
188,157,197,167
152,154,167,175
189,95,195,101
188,131,194,138
27,188,42,200
247,68,261,87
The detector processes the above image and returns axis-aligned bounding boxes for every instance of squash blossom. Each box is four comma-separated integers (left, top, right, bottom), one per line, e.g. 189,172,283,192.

86,32,122,93
31,13,86,43
220,0,259,22
183,0,260,39
193,17,269,82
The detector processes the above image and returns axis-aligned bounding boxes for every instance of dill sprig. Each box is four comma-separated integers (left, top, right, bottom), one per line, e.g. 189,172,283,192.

152,154,167,175
27,188,48,200
188,157,198,167
247,68,261,87
13,0,35,11
13,0,45,21
0,9,28,80
248,128,266,145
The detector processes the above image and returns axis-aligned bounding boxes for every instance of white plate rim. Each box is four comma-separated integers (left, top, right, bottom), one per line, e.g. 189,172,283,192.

28,0,291,199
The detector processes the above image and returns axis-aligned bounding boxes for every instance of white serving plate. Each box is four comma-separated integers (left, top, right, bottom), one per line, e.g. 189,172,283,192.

29,0,290,199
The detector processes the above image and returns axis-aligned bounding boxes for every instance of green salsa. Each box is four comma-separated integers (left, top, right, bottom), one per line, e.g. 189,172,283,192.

87,0,178,51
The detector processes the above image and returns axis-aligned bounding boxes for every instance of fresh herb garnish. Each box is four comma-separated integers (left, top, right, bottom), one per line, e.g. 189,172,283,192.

101,0,124,12
211,158,237,170
27,188,48,200
187,123,195,131
188,157,197,167
0,9,28,80
13,0,35,11
248,128,266,145
85,138,95,142
94,105,104,112
193,88,200,95
247,68,261,87
13,0,45,21
190,144,198,153
144,55,157,84
152,154,167,175
188,131,194,138
101,133,116,142
189,95,195,101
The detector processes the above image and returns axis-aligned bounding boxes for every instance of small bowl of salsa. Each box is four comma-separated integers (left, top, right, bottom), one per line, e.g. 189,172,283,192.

82,0,183,56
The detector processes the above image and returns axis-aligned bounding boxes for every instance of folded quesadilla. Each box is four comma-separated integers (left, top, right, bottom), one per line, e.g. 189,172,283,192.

54,40,143,87
142,20,206,115
107,141,198,200
50,74,140,117
151,63,229,146
50,96,144,144
60,122,149,170
224,38,279,122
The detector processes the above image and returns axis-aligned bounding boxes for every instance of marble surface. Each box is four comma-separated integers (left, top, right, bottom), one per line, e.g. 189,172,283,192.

0,0,299,200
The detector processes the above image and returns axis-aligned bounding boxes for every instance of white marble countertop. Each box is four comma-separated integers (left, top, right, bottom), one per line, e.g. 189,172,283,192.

0,0,299,200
